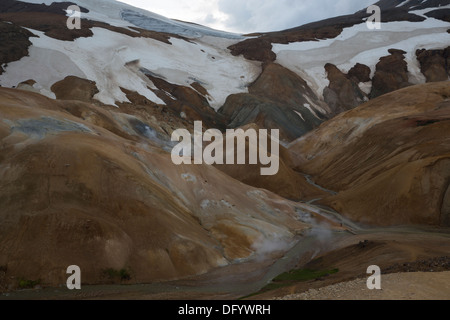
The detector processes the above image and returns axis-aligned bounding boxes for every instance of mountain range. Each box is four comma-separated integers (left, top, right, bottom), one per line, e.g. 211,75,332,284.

0,0,449,298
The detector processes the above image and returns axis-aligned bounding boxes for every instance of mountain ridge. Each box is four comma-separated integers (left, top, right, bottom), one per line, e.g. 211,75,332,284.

0,0,449,293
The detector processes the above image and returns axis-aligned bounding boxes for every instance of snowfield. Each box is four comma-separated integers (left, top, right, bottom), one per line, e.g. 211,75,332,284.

3,0,449,109
273,19,450,98
1,0,259,108
0,27,260,108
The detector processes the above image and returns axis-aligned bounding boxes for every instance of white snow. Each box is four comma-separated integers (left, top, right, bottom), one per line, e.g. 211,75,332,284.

0,26,260,109
4,0,258,108
294,110,305,121
396,0,412,7
358,82,372,96
8,0,450,112
0,45,84,99
303,103,321,119
410,4,450,18
273,19,450,98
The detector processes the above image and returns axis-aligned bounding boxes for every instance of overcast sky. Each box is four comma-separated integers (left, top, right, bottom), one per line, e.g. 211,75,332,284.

119,0,376,33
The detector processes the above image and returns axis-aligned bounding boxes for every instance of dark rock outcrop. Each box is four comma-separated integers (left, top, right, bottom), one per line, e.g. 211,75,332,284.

249,63,321,108
219,63,326,141
0,21,35,75
324,63,367,115
347,63,371,83
228,38,276,62
51,76,99,102
219,94,311,142
146,74,224,129
425,8,450,22
0,0,176,43
0,0,92,41
0,0,89,15
370,49,411,99
0,11,175,43
416,47,450,83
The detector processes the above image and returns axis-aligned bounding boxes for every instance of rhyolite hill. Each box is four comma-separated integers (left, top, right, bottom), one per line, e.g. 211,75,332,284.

0,0,449,288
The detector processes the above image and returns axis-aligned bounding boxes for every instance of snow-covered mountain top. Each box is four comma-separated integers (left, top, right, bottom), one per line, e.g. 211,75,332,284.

19,0,243,39
273,15,450,98
1,0,448,126
0,0,260,108
0,27,260,108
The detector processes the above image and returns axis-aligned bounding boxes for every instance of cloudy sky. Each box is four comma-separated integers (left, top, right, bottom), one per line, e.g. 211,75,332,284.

119,0,376,33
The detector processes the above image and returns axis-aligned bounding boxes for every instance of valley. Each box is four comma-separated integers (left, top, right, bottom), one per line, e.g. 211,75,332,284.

0,0,449,300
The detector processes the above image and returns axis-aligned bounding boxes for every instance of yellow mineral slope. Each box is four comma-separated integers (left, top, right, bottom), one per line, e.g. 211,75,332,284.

289,81,450,226
0,88,315,288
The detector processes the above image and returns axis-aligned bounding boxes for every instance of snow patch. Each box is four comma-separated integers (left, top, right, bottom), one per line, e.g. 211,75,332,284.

303,103,321,119
294,110,305,121
0,26,260,109
410,4,450,18
274,20,450,98
359,82,372,96
396,0,412,7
